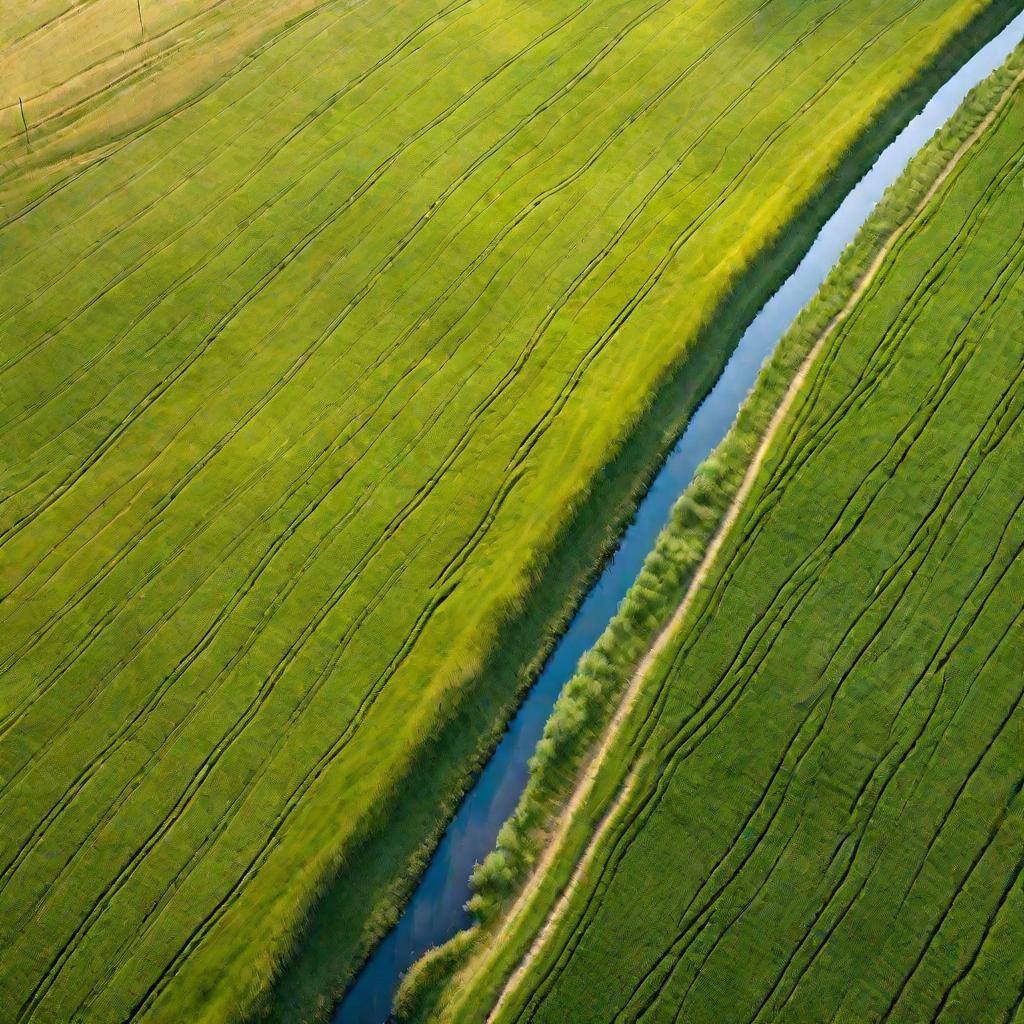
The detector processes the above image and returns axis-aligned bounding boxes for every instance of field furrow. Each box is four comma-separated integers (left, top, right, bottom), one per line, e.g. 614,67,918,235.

2,1,1019,1021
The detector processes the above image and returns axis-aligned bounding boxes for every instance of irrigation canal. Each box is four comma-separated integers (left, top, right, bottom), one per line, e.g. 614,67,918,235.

332,14,1024,1022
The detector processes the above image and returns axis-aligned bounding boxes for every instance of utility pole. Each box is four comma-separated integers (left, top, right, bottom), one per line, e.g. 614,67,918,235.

18,97,29,151
136,0,145,40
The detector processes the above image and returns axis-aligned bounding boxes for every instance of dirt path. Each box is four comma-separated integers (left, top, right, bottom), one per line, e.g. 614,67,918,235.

480,65,1024,1024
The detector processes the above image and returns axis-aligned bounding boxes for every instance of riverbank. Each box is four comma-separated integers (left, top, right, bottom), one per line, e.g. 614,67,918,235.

391,31,1024,1024
270,4,1024,1021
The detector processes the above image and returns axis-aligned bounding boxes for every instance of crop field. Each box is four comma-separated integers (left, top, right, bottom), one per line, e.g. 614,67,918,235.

0,1,1018,1022
479,62,1024,1024
0,0,330,199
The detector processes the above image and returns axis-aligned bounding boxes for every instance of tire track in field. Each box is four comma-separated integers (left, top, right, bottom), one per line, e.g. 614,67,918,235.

745,130,1024,528
0,0,404,232
0,0,585,392
545,487,1022,1024
28,519,441,1024
930,847,1024,1021
64,531,446,1019
0,0,669,589
664,796,811,1023
6,0,346,148
755,628,1024,1024
0,0,101,51
895,533,1024,917
0,134,585,704
401,0,725,295
810,307,1024,706
0,203,543,895
7,0,242,118
729,521,1024,1023
722,553,1023,1024
2,0,774,585
0,194,556,759
511,0,933,484
878,619,1024,1020
1,0,502,400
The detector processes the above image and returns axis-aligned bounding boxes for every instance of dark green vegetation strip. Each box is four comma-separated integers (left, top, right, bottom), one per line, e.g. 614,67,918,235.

486,62,1024,1024
0,1,1018,1022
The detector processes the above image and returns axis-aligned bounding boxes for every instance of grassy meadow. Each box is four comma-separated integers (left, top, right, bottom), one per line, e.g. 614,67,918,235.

0,1,1019,1022
469,56,1024,1024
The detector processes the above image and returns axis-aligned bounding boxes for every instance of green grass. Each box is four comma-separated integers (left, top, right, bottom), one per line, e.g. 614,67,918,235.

461,54,1024,1024
0,1,1019,1022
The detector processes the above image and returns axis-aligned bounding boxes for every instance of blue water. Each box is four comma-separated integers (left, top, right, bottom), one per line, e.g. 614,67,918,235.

333,15,1024,1022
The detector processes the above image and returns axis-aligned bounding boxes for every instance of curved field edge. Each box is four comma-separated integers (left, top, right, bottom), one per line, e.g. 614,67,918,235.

0,0,337,218
391,35,1024,1024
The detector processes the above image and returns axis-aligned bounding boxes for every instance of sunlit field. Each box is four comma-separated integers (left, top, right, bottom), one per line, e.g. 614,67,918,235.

0,1,1016,1021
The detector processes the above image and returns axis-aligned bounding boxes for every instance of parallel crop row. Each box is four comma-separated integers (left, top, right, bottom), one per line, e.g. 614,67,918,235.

0,1,1015,1021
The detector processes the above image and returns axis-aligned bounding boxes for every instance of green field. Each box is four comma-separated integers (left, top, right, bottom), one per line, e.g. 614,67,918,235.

0,0,320,195
462,57,1024,1024
0,1,1019,1022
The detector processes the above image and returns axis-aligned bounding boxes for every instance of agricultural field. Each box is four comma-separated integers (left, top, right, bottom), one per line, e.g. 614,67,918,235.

0,0,326,198
0,1,1020,1022
460,54,1024,1024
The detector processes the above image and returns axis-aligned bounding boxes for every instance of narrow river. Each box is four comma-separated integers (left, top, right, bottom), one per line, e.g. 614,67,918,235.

333,15,1024,1023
